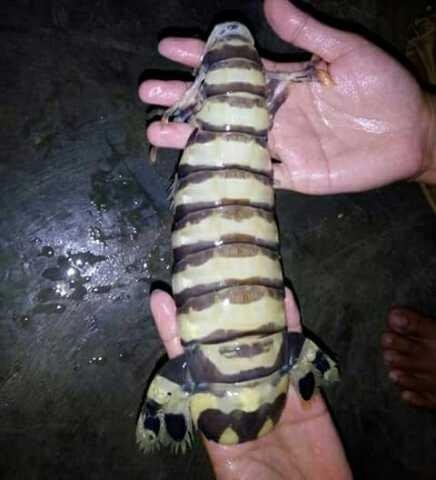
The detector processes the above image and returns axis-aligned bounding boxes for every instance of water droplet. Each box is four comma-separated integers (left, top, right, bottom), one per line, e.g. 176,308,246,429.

15,314,31,328
118,352,129,361
88,226,106,244
32,303,66,315
39,246,54,257
66,267,78,277
92,285,111,294
55,283,69,297
88,355,106,365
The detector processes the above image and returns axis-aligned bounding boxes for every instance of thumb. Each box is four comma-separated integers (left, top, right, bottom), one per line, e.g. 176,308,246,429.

264,0,364,62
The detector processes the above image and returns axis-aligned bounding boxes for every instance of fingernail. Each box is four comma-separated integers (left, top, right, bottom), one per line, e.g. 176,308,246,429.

391,311,408,331
388,370,399,382
382,334,392,346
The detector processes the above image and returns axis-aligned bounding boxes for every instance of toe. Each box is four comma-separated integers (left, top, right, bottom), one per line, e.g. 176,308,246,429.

383,348,435,373
401,391,436,409
388,308,436,339
388,370,434,391
381,332,419,356
383,350,412,370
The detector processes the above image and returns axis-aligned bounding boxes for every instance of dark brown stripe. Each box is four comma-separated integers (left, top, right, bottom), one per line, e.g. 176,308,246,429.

174,277,283,308
219,337,275,358
205,93,265,109
205,82,266,97
178,163,271,178
174,200,273,223
177,168,272,192
197,392,286,443
203,44,261,67
186,332,286,383
208,58,262,72
213,34,254,44
173,237,279,263
186,129,267,148
197,119,268,137
173,243,280,273
173,205,275,231
181,322,283,346
178,285,284,314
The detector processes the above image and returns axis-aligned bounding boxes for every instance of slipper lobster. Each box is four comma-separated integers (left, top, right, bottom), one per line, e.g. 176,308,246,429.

137,21,339,453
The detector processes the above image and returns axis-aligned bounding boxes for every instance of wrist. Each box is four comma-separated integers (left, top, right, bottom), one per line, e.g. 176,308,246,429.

416,93,436,185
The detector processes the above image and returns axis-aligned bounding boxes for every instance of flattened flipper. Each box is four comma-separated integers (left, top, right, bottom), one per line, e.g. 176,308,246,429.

136,354,194,454
287,332,339,401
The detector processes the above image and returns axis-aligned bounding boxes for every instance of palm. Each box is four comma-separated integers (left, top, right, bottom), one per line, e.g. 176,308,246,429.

270,42,427,193
206,390,345,480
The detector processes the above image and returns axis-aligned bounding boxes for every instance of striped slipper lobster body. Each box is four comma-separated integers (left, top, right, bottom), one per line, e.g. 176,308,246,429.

137,22,339,452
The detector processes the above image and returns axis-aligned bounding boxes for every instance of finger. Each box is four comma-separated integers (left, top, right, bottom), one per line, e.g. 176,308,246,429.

284,287,302,332
158,37,314,75
150,289,183,358
264,0,364,62
158,37,205,68
147,121,194,149
272,162,292,190
138,80,191,106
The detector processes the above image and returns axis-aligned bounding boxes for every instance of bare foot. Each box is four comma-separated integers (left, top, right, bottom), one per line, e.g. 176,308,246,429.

381,308,436,408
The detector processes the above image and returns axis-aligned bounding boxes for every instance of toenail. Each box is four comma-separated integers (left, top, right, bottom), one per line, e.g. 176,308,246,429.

402,391,413,402
391,312,408,331
383,351,394,363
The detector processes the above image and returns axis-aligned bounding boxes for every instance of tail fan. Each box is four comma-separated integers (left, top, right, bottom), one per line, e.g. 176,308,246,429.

136,354,194,454
287,332,339,400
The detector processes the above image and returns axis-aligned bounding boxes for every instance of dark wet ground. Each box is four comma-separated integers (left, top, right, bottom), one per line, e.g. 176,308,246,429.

1,0,435,479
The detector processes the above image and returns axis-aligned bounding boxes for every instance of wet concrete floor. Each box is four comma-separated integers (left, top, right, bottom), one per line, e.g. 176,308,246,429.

1,0,435,478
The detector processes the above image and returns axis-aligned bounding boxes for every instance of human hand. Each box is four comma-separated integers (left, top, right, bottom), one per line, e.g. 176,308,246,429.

139,0,434,194
150,289,351,480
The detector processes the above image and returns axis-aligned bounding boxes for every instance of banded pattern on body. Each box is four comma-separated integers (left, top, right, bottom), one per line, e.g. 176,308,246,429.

171,23,288,444
137,21,339,454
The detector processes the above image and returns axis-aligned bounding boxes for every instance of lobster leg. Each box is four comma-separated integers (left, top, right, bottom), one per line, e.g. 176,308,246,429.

265,58,333,113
